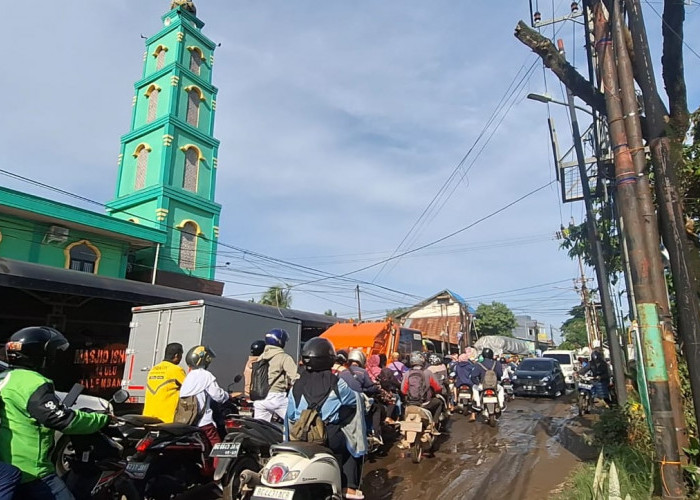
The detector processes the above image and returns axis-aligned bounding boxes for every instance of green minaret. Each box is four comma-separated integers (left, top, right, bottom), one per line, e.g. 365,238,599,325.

107,1,221,282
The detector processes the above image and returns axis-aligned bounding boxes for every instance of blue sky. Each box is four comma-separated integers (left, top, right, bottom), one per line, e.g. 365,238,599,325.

1,1,698,335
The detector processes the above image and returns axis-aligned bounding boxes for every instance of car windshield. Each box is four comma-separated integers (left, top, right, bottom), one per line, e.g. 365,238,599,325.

518,360,553,372
543,353,571,365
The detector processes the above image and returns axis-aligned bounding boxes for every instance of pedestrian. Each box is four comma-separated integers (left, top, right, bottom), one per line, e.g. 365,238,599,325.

142,343,186,423
1,327,110,500
253,329,299,422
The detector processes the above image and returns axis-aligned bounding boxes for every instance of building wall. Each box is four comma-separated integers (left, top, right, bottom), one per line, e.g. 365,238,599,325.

406,301,463,319
0,214,129,278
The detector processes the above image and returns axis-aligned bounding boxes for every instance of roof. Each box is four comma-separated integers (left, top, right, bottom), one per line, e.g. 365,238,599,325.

395,289,476,320
320,321,393,349
404,316,462,344
0,186,166,246
0,258,338,328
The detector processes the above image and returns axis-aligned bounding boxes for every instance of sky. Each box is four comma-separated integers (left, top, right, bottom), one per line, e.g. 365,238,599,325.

1,1,699,337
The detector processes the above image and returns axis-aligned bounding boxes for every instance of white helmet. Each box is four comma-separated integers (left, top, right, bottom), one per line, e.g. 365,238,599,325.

348,349,367,368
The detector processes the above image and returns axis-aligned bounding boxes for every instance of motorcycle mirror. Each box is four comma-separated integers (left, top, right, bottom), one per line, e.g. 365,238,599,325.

62,383,84,408
111,389,130,405
233,374,243,383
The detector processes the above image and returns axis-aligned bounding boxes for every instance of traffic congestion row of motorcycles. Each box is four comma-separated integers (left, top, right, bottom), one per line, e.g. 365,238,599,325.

0,326,514,500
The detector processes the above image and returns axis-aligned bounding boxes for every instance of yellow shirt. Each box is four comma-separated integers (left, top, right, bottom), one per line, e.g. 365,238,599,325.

142,360,186,423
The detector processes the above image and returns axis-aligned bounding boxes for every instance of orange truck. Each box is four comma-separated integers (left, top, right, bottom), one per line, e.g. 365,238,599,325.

320,320,424,360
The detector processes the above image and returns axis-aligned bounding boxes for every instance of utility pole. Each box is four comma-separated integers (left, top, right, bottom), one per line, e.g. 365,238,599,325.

576,255,597,347
562,64,626,400
356,285,362,321
590,1,684,496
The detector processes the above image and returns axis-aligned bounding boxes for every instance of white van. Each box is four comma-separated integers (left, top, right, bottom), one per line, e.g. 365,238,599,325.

542,350,579,388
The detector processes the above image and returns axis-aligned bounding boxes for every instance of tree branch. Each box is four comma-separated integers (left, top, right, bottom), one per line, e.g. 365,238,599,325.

662,0,690,138
514,20,607,115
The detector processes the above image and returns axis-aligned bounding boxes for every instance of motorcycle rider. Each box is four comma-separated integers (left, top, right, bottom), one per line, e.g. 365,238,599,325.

401,351,445,424
254,329,300,422
453,348,478,421
244,340,266,397
287,337,366,500
427,353,449,387
142,342,185,423
471,348,505,413
388,352,408,382
0,462,21,500
0,327,110,499
346,350,384,447
179,345,235,451
579,350,612,405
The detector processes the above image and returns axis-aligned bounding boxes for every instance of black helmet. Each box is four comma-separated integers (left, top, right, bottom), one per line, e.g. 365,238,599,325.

186,345,216,369
591,350,602,362
301,337,336,372
481,348,494,360
250,340,266,357
5,326,69,371
336,349,349,364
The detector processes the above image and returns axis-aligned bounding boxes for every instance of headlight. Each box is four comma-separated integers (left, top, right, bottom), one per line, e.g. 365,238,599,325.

541,376,551,382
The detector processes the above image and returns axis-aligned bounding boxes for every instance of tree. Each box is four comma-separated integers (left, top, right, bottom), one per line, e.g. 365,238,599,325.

386,307,409,320
324,309,337,317
558,305,589,350
475,302,517,337
259,285,292,309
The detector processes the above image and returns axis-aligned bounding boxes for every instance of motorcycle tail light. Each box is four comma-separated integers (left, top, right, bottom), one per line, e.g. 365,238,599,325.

225,419,243,430
267,465,287,484
136,435,154,453
485,389,495,397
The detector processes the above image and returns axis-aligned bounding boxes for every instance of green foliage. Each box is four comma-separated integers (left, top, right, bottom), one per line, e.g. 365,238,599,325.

323,309,337,317
386,307,409,319
682,107,700,223
560,305,589,350
259,285,292,308
475,301,516,337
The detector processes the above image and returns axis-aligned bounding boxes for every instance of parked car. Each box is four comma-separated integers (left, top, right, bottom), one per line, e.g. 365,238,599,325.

512,358,566,398
542,350,578,388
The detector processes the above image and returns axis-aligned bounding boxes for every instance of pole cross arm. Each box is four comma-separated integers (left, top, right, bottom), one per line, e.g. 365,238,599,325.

514,21,607,116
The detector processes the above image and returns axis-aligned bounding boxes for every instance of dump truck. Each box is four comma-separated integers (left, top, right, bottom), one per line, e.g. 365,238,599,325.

122,299,335,404
320,320,424,361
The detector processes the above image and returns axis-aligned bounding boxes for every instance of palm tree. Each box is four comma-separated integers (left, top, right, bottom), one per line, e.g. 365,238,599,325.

260,285,292,309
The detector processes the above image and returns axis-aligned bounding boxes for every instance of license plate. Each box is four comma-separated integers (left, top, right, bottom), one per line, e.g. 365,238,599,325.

579,383,593,390
400,421,423,432
125,462,149,479
253,486,295,500
239,409,253,417
458,392,471,398
483,397,498,404
525,386,535,391
210,442,241,457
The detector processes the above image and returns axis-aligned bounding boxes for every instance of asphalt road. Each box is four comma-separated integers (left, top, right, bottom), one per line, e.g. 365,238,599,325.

361,393,597,500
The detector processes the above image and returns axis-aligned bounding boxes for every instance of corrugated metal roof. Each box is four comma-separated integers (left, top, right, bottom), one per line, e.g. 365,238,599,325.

404,316,462,344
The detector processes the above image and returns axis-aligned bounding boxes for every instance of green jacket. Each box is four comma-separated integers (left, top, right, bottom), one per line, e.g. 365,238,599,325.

0,368,110,482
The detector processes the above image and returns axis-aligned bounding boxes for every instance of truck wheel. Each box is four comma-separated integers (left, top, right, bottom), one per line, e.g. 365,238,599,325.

223,455,260,500
411,442,423,464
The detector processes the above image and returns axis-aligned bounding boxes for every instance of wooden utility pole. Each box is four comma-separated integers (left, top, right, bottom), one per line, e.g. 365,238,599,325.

592,1,684,496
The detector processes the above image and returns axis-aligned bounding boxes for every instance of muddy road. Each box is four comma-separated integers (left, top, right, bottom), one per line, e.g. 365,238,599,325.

362,394,597,500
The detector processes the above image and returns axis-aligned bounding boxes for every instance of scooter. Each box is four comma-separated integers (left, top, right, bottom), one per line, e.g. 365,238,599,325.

481,386,502,428
501,379,515,402
577,375,595,416
455,384,474,416
238,442,343,500
400,404,440,464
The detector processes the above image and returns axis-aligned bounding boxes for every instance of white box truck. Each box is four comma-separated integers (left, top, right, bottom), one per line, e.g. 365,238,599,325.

122,300,303,404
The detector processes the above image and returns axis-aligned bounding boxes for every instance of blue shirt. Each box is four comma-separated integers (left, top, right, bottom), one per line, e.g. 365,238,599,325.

286,377,357,424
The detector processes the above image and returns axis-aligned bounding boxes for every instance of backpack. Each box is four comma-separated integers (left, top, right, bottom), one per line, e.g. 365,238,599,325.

250,354,284,401
405,369,429,404
478,362,498,389
174,394,203,425
289,378,339,445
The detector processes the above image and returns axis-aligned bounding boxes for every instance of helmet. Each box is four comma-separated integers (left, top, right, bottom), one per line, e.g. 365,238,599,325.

428,353,442,366
348,349,366,368
5,326,69,371
301,337,336,372
499,357,507,364
250,340,265,356
336,349,349,364
481,348,494,360
186,345,216,369
265,329,289,348
409,351,426,369
591,350,602,362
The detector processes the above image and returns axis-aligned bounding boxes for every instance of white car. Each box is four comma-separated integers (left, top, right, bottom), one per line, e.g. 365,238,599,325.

542,350,579,388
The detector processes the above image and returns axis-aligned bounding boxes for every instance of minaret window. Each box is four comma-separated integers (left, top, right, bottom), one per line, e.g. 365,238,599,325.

66,240,100,274
186,89,201,127
178,221,198,271
133,143,152,190
153,45,168,71
145,85,160,123
189,48,203,75
183,146,199,192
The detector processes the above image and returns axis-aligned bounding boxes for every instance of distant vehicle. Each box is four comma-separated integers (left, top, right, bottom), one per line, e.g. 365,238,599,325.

542,350,578,388
512,358,566,398
121,300,305,405
320,320,423,360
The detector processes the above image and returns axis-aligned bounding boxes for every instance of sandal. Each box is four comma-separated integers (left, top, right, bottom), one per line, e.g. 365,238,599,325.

344,489,365,499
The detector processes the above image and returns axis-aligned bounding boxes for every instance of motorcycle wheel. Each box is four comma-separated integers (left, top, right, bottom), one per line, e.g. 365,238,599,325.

411,442,423,464
223,455,260,500
488,414,496,428
54,435,74,477
577,394,585,416
108,477,141,500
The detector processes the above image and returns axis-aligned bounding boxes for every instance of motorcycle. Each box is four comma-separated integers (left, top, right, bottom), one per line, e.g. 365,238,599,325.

501,379,515,402
213,413,284,500
238,442,343,500
577,375,595,416
400,404,440,464
60,387,141,500
480,386,502,428
455,385,474,417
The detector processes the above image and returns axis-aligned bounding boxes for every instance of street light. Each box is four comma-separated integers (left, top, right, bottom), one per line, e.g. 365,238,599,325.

526,92,593,116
